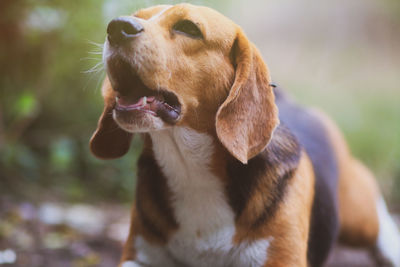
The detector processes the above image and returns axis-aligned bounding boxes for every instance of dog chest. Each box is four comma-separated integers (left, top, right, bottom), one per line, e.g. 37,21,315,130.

148,127,271,267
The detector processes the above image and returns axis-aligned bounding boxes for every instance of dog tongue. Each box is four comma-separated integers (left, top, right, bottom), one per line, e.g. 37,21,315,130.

117,96,154,109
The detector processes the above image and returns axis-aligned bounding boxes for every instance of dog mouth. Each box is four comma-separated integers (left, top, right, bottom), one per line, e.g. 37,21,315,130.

115,91,181,124
107,57,181,124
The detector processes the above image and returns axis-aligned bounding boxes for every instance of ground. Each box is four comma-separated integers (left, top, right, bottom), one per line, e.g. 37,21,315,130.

1,198,398,267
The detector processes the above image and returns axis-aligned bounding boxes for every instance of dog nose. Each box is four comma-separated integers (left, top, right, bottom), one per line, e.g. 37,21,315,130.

107,17,144,45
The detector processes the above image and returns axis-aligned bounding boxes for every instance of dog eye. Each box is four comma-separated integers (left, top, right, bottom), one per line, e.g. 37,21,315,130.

173,20,203,39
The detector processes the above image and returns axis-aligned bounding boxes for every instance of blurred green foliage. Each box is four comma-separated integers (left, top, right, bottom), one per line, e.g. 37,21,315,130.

0,0,154,201
0,0,229,202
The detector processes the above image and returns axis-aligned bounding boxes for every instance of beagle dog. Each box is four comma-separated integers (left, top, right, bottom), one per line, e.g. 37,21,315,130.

90,4,400,267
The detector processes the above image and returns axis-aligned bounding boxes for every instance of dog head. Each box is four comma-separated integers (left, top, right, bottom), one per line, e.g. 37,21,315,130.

90,4,279,164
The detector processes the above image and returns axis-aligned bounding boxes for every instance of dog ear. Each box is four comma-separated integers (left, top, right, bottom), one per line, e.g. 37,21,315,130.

90,79,133,159
216,28,279,164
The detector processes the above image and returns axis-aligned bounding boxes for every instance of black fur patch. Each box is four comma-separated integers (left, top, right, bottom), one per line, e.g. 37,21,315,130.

136,146,178,242
226,125,302,228
275,88,340,267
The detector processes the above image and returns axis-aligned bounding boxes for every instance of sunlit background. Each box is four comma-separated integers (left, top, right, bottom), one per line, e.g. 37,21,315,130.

0,0,399,266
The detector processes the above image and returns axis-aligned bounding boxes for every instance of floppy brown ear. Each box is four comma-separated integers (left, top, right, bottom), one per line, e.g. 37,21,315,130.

216,28,279,164
90,79,133,159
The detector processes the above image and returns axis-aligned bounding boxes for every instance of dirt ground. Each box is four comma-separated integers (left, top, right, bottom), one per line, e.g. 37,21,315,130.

1,199,398,267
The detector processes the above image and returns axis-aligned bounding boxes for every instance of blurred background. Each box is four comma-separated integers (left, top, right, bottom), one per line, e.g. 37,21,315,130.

0,0,399,266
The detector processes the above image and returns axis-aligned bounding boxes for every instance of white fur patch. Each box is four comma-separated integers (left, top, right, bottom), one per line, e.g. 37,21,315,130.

376,197,400,267
233,239,273,267
112,109,165,133
143,127,271,267
134,236,178,267
134,235,272,267
121,261,141,267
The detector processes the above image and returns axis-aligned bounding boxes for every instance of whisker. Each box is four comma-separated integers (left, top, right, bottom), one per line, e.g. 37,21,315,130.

80,57,102,61
82,61,104,74
81,66,105,92
86,39,105,48
82,67,104,75
88,51,103,55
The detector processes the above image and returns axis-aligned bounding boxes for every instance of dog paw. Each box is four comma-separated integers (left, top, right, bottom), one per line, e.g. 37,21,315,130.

121,261,142,267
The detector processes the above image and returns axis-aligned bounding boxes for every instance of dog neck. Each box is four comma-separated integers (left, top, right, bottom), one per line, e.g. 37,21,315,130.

149,127,216,181
149,127,233,235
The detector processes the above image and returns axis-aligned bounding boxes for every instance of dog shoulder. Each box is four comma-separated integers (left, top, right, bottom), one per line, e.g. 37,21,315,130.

227,124,314,230
229,125,315,265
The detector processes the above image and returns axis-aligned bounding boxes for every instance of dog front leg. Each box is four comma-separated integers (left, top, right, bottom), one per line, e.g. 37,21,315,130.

119,220,178,267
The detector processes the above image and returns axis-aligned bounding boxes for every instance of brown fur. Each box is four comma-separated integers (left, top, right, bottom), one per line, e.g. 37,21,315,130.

225,125,302,229
216,30,279,164
90,78,133,159
232,152,315,267
89,4,385,266
120,135,180,263
120,205,138,263
310,109,380,247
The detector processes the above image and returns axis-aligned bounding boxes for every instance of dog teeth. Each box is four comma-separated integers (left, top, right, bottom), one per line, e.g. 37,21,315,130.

140,97,147,107
136,96,147,108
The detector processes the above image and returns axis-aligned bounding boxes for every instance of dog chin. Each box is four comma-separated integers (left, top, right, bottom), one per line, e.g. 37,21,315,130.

113,109,166,133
